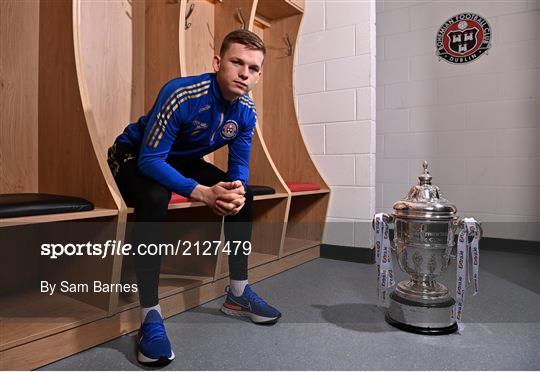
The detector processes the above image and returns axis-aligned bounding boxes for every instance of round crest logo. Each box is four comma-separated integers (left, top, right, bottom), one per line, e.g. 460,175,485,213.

436,13,491,64
221,120,238,139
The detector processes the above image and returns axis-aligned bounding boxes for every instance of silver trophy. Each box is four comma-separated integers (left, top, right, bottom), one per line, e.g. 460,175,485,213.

375,161,481,335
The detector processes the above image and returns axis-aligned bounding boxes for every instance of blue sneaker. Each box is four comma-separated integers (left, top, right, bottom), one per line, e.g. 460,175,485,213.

137,310,175,366
220,284,281,324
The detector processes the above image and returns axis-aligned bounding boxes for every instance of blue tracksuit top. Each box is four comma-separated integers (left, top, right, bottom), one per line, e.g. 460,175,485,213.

115,72,257,197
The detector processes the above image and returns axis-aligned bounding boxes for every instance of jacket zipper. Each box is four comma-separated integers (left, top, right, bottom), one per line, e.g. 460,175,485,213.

210,112,225,143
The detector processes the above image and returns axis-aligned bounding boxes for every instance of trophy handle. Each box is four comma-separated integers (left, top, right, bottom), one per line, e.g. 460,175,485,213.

450,218,460,259
451,217,483,258
473,220,483,239
372,213,396,252
388,216,396,253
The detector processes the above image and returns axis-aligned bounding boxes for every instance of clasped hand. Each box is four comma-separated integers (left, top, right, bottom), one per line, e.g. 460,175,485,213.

211,180,246,216
191,180,245,216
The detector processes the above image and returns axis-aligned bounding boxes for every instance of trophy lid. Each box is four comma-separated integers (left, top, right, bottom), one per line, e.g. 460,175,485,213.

392,161,457,219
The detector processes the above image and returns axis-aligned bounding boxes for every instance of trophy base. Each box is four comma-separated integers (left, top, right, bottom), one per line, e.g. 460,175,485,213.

386,313,458,335
386,292,458,335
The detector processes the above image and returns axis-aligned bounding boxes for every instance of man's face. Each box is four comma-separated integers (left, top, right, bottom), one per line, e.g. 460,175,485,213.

213,43,264,101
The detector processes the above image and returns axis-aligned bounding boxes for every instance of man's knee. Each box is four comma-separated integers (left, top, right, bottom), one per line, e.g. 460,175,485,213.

134,181,171,220
142,185,170,206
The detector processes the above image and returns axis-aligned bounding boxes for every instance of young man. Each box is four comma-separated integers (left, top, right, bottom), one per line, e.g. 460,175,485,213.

108,30,280,366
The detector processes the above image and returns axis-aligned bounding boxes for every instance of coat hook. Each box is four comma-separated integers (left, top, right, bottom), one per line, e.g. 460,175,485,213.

237,7,246,30
284,33,292,56
125,0,132,19
185,3,195,30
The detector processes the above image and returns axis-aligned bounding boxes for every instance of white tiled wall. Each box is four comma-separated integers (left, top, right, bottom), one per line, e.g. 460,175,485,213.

376,0,540,241
295,0,377,248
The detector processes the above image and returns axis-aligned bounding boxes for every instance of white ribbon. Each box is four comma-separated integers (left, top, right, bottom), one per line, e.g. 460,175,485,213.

452,217,480,324
373,213,395,303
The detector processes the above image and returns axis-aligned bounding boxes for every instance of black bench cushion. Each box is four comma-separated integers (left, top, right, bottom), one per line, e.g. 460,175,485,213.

0,193,94,218
249,185,276,196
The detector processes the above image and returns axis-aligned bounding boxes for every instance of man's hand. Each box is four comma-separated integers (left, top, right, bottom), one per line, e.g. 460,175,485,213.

218,180,245,216
190,181,245,216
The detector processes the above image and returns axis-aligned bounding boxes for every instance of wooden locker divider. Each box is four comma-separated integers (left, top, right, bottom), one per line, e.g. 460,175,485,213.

251,2,329,257
255,11,328,190
145,0,184,111
283,193,330,256
0,1,39,195
0,0,123,362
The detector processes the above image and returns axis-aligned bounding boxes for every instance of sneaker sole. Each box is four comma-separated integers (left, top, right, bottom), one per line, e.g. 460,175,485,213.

137,350,175,367
220,305,280,325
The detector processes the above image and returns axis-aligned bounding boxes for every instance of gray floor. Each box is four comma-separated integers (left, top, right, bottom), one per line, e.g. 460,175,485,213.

42,250,540,370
